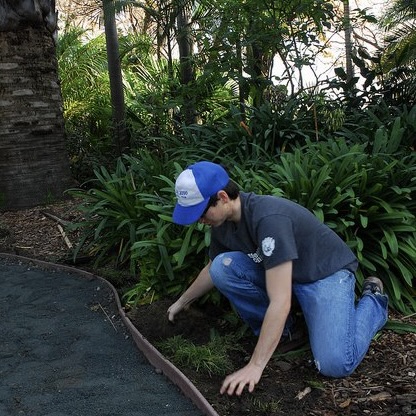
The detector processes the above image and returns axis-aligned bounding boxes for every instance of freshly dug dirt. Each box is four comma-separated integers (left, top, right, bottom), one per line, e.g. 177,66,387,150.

128,299,416,416
1,199,415,416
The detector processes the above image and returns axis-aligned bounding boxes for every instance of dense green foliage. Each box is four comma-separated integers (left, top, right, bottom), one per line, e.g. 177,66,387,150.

60,1,415,317
68,100,416,315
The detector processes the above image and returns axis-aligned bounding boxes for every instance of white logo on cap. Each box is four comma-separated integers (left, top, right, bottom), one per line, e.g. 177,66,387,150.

175,169,204,207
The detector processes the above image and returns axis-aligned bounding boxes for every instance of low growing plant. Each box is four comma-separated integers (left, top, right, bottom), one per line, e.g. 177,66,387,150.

67,151,172,274
156,334,236,377
68,153,212,302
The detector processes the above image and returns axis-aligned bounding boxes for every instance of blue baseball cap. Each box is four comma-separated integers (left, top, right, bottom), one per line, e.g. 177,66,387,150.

172,161,230,225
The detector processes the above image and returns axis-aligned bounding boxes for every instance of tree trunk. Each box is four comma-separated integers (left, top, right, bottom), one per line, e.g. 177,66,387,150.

0,1,73,210
102,0,129,154
245,15,272,108
176,1,197,125
343,0,354,83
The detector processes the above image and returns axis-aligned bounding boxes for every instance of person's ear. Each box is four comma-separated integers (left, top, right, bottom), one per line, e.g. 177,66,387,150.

217,190,229,202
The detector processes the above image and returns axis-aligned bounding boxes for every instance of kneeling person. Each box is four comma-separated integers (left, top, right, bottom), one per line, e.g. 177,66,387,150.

167,161,388,396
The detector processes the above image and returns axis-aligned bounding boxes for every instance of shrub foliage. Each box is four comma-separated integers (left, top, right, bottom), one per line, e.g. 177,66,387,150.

69,103,416,315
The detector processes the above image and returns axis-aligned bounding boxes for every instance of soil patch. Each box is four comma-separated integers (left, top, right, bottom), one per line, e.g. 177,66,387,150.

1,199,415,416
128,299,416,416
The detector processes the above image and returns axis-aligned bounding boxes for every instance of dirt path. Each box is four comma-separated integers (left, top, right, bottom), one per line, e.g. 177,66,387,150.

0,258,202,416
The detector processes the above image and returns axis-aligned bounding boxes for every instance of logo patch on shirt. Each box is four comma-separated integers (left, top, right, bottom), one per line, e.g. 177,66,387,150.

262,237,275,257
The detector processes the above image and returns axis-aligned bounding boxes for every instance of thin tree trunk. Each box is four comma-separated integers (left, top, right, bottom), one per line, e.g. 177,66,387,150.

343,0,354,83
176,1,197,125
236,36,247,120
246,16,272,108
102,0,129,154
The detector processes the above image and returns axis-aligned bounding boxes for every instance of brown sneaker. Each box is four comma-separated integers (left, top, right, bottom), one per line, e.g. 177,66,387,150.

362,276,384,295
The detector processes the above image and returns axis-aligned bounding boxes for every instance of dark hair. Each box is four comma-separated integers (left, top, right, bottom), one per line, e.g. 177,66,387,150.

208,180,239,207
215,164,239,200
223,180,240,200
203,180,240,216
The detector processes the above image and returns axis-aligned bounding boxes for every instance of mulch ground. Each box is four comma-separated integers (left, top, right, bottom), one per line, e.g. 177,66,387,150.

1,199,415,416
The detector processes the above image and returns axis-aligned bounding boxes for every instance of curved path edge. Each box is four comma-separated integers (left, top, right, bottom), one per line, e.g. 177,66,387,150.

0,253,220,416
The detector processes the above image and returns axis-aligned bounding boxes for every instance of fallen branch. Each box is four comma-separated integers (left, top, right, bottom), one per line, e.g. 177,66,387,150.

41,210,70,227
57,224,73,249
98,303,117,332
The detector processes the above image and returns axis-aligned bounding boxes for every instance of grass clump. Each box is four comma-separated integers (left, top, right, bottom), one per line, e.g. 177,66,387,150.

156,334,236,377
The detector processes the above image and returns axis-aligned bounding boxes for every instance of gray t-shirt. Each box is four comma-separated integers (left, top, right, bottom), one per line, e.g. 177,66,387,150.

209,192,357,283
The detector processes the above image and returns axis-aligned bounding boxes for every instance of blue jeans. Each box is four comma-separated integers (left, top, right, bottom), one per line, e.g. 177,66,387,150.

209,251,389,378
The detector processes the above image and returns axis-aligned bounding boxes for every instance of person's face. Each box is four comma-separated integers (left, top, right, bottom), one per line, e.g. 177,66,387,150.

198,191,229,227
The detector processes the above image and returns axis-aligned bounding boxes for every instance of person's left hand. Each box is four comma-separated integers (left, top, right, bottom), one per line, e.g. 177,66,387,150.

220,363,263,396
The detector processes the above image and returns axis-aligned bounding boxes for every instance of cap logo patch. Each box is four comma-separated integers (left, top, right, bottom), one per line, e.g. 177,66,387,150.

175,169,204,207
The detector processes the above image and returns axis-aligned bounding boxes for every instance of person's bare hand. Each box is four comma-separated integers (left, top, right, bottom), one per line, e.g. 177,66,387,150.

167,299,185,322
220,363,263,396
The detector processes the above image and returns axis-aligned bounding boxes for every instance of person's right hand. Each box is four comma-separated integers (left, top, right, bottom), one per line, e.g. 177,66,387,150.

167,299,185,322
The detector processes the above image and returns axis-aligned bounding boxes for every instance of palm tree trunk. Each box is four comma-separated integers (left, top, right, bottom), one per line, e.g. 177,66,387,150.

0,1,72,210
102,0,129,154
